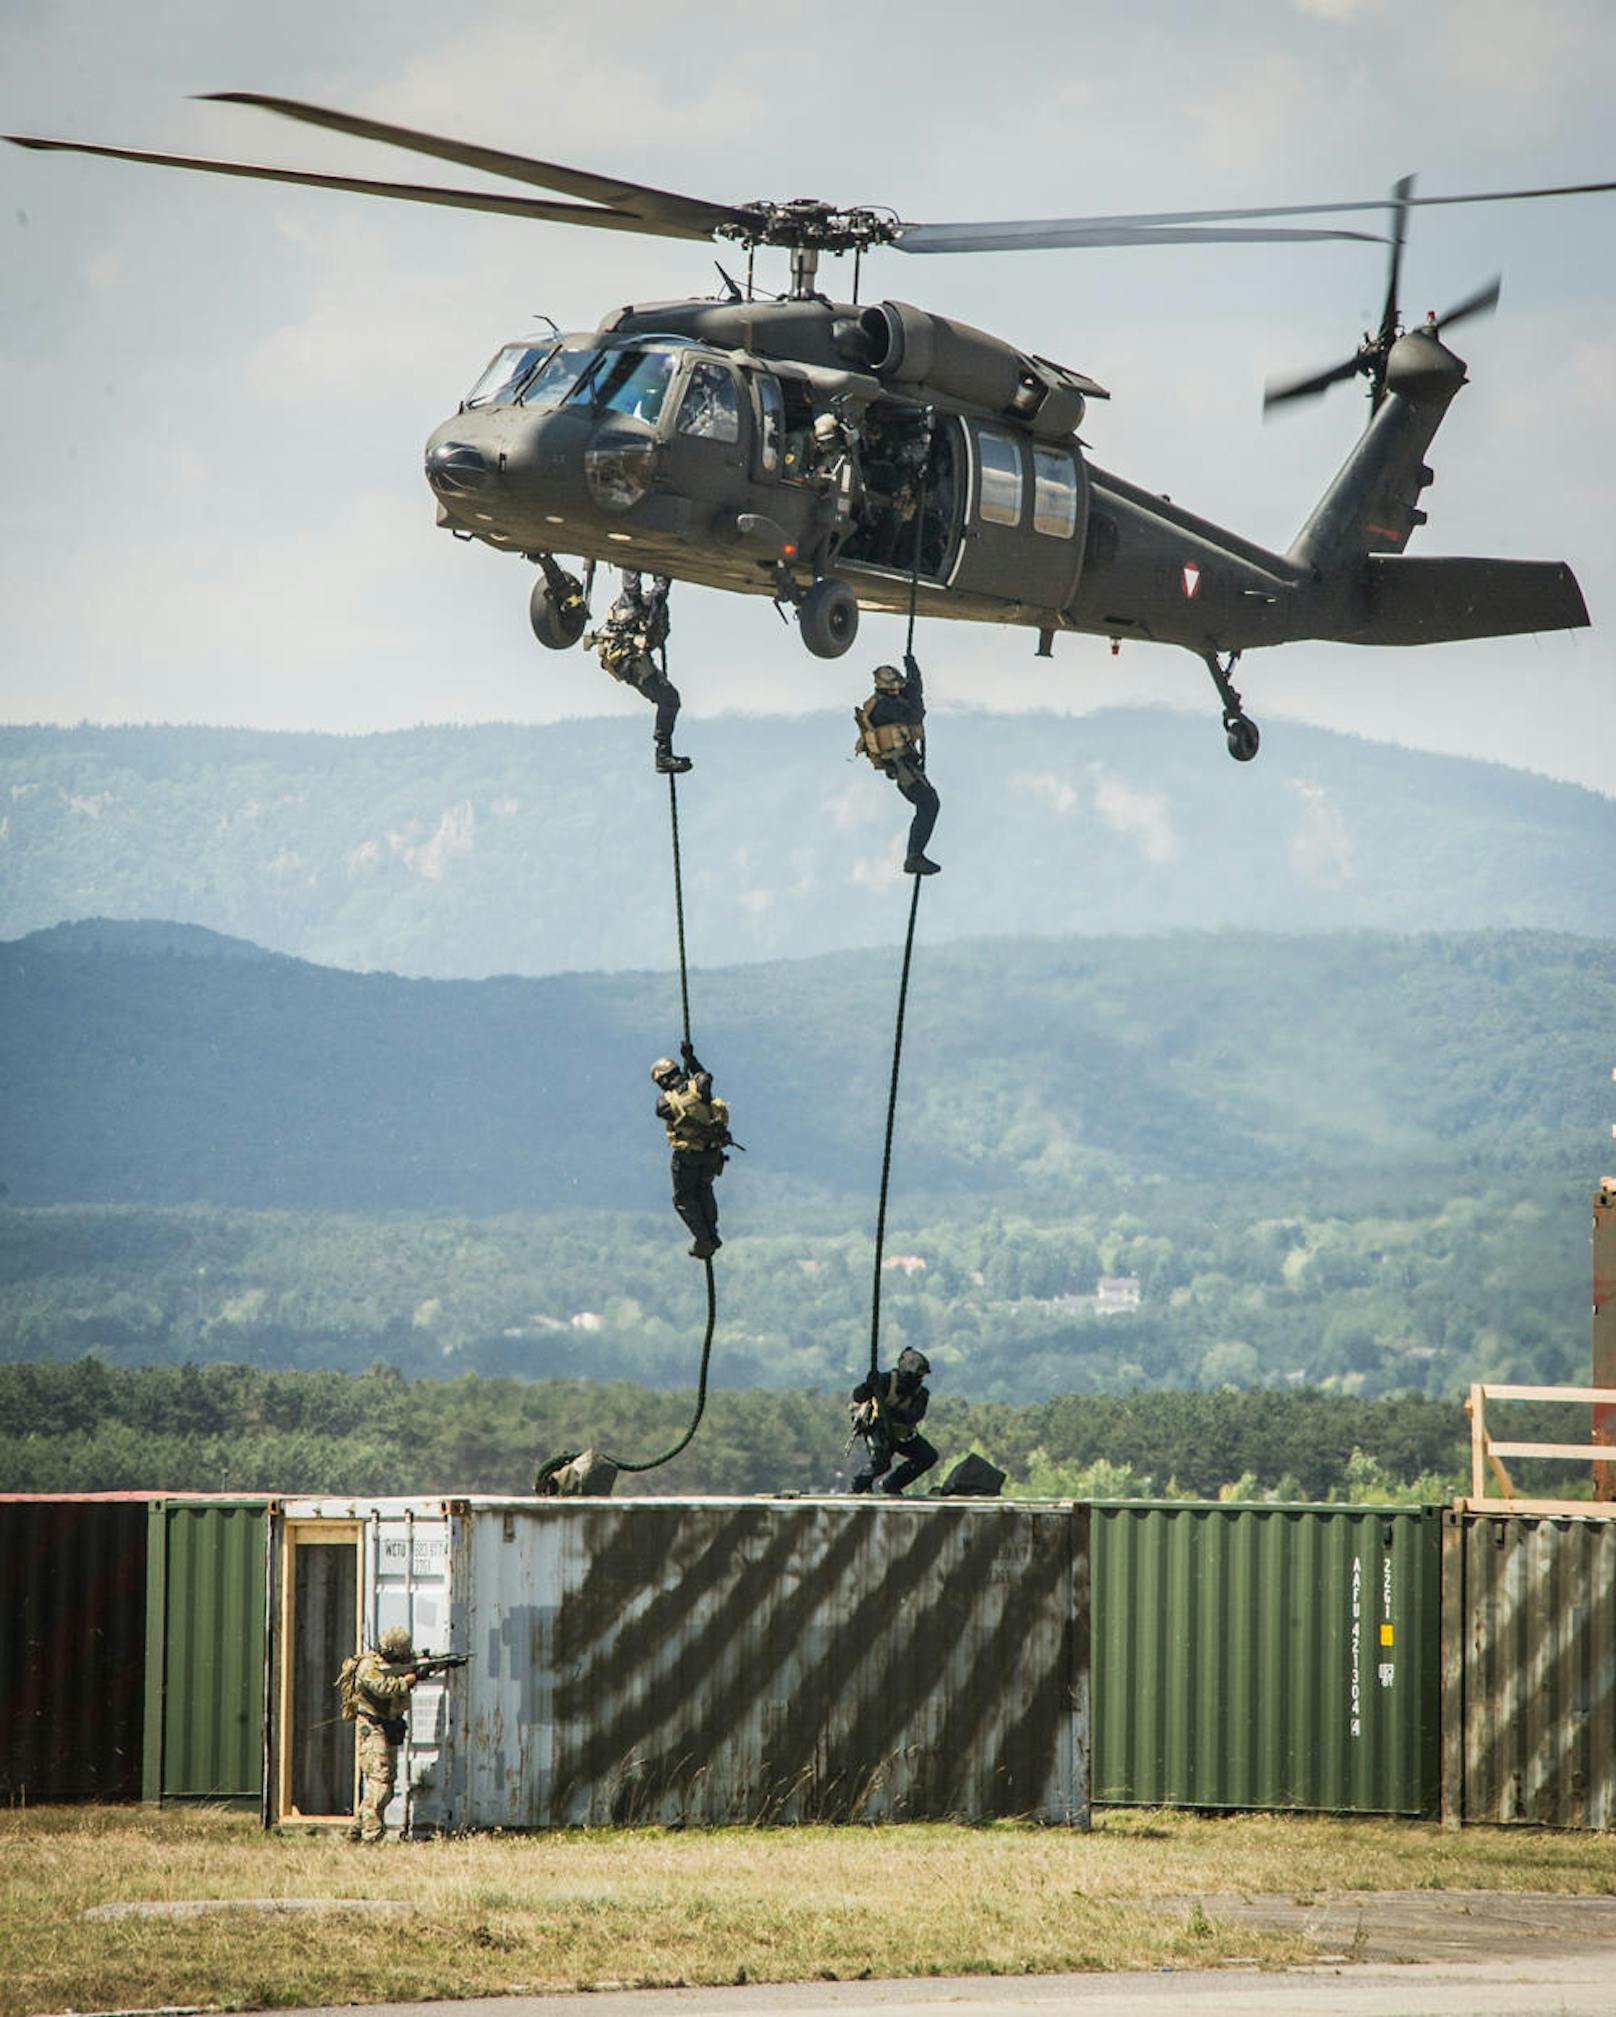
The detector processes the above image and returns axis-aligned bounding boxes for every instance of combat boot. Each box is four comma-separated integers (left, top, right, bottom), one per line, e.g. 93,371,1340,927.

903,854,940,875
655,740,692,774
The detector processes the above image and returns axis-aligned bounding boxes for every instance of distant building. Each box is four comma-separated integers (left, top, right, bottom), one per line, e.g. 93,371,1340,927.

882,1255,928,1276
1095,1276,1141,1315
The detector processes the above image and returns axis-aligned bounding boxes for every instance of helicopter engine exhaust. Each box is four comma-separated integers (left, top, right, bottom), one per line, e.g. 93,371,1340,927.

858,301,1097,440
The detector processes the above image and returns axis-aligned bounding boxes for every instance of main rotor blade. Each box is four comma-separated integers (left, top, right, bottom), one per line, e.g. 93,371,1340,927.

895,175,1613,256
200,91,749,236
894,219,1381,253
3,134,712,238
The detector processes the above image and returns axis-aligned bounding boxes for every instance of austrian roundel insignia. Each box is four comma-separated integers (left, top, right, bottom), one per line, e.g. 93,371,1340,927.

1182,562,1201,599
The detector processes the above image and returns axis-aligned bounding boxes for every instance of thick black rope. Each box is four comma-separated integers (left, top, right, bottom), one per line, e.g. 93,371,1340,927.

866,453,931,1382
668,766,691,1052
534,661,715,1490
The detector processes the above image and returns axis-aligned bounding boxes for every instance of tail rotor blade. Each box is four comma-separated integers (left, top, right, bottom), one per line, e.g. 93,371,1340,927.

1432,273,1502,334
1262,352,1366,413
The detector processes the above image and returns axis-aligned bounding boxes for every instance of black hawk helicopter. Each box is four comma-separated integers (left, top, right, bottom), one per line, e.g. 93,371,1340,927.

10,97,1613,760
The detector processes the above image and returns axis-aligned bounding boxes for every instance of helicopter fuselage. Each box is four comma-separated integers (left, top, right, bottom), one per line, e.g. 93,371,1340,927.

423,295,1586,684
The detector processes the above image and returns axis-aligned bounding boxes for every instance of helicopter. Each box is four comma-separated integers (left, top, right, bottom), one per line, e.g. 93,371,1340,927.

9,96,1613,762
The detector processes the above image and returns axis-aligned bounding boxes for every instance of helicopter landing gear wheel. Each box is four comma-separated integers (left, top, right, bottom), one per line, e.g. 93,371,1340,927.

1200,648,1260,765
528,564,588,650
798,576,859,659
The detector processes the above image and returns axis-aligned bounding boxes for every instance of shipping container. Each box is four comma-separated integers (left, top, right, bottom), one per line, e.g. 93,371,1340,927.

143,1500,272,1810
1442,1510,1616,1829
0,1497,149,1802
270,1495,1090,1833
1092,1502,1442,1815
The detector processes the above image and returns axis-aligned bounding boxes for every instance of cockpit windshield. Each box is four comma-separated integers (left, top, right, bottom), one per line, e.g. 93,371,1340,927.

565,345,681,426
464,335,596,410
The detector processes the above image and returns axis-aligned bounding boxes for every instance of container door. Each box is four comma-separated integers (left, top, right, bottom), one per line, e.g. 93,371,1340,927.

277,1521,361,1822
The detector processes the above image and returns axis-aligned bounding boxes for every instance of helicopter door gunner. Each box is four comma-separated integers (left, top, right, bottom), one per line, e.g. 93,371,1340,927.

651,1042,733,1259
849,1347,938,1496
586,572,691,774
855,653,940,875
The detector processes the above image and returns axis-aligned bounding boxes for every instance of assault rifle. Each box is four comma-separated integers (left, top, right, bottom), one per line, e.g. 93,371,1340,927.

387,1650,471,1680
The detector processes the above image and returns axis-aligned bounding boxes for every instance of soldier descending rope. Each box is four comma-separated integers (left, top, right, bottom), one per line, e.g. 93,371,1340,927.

651,1042,734,1259
855,652,940,875
586,571,692,774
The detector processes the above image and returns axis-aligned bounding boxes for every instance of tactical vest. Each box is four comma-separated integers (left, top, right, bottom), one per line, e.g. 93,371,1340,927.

875,1371,924,1438
663,1083,730,1153
854,700,921,769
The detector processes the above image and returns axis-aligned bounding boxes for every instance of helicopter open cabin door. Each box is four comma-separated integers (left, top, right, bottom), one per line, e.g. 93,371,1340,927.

949,421,1088,615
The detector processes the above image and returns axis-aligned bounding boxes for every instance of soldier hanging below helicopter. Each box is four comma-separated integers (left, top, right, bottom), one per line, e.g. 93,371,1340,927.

855,653,940,875
586,571,691,773
651,1042,734,1259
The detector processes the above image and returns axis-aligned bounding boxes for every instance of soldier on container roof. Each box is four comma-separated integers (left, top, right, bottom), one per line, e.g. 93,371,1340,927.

849,1346,938,1495
340,1625,418,1844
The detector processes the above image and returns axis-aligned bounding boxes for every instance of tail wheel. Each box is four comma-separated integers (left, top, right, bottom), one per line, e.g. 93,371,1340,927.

798,577,859,659
529,575,588,650
1225,717,1261,763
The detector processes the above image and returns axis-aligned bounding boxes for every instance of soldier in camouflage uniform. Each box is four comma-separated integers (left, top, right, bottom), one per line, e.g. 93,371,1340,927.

347,1624,418,1843
585,571,692,774
651,1041,733,1259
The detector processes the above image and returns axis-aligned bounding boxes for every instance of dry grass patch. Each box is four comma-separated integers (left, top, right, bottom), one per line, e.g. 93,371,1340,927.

2,1805,1608,2016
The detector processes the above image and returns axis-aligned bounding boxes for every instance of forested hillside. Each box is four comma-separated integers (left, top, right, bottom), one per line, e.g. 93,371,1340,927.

0,1359,1484,1501
3,922,1609,1220
0,1180,1592,1402
3,714,1611,976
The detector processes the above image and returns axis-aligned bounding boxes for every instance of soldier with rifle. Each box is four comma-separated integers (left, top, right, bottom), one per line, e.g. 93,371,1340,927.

338,1625,470,1843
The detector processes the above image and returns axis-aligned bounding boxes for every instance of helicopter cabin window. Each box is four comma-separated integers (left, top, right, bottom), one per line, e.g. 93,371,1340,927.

567,347,680,426
752,373,785,473
977,432,1023,526
1031,448,1078,538
465,342,551,408
675,361,741,443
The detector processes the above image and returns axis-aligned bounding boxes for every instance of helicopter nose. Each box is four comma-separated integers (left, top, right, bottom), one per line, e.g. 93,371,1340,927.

425,437,492,495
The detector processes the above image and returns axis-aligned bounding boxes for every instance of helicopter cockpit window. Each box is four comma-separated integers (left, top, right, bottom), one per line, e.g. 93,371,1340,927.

1031,448,1079,538
465,342,552,409
675,360,741,444
977,431,1023,527
567,346,679,425
518,341,596,411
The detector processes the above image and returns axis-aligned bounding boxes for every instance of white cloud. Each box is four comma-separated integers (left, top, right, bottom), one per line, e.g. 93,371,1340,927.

1287,777,1355,886
1013,769,1080,817
1088,766,1180,863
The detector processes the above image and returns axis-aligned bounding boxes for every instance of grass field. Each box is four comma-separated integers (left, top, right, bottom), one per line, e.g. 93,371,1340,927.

4,1806,1614,2017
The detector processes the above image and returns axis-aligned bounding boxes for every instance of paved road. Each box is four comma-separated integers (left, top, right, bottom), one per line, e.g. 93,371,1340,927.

286,1958,1616,2017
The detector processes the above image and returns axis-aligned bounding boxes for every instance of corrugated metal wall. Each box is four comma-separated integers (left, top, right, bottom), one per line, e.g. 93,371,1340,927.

0,1500,148,1802
445,1496,1088,1830
1093,1502,1441,1815
144,1501,270,1806
1443,1512,1616,1829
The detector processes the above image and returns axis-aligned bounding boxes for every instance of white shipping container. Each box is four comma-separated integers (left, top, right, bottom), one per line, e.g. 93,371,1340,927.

270,1495,1089,1832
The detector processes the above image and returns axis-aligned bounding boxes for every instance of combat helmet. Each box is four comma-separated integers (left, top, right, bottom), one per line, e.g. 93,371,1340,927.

650,1057,681,1088
872,663,904,692
378,1625,414,1659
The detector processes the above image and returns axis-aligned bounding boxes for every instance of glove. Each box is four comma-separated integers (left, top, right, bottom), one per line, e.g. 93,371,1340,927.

680,1040,697,1066
903,652,920,678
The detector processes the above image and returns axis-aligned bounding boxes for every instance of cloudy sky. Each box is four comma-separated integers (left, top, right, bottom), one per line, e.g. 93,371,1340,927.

3,0,1613,791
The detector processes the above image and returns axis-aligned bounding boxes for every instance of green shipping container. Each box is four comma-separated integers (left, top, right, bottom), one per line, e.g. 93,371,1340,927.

1093,1502,1441,1815
143,1500,271,1810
